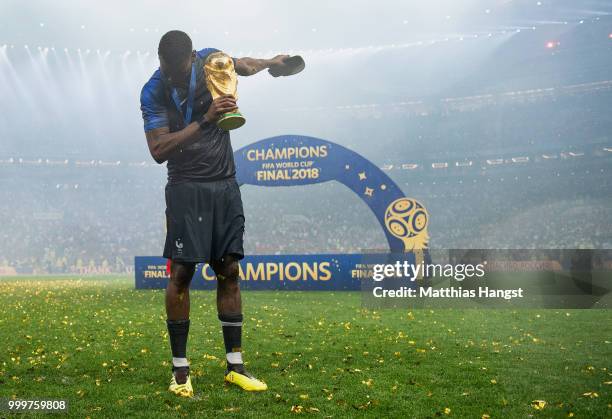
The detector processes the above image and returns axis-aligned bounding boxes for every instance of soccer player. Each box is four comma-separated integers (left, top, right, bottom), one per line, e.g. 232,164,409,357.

140,30,299,397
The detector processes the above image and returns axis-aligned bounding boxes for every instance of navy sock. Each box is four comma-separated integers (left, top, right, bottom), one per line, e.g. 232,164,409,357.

166,319,190,362
218,313,243,370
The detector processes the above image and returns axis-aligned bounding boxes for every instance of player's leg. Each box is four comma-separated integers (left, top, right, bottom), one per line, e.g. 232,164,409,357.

213,255,267,391
213,254,242,367
166,260,196,395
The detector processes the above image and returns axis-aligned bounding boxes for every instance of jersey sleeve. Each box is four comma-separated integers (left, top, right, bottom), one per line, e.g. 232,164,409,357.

197,47,220,59
197,47,237,66
140,70,169,132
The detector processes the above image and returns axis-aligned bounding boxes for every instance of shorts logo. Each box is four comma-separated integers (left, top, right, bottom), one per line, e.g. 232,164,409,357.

175,238,184,255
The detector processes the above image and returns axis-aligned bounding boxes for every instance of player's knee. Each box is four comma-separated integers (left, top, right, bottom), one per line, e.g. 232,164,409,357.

224,261,240,280
216,261,240,292
170,262,195,289
213,258,239,280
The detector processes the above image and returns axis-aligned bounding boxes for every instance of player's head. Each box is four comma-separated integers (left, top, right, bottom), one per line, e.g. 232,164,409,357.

158,30,193,88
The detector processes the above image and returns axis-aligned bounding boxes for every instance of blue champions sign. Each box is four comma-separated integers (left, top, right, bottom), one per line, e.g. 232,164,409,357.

135,253,417,291
235,135,429,253
135,135,429,290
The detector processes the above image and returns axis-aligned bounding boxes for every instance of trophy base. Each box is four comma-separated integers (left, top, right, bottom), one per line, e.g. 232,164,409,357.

217,112,245,131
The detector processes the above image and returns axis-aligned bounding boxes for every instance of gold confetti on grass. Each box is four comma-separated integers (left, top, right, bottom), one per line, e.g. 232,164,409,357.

1,279,610,417
361,378,373,387
531,400,547,410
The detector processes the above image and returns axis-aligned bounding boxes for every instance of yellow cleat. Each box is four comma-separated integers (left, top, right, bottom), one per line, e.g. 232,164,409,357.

225,370,268,392
169,374,194,398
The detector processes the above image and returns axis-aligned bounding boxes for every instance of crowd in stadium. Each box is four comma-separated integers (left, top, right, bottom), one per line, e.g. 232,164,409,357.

1,161,610,274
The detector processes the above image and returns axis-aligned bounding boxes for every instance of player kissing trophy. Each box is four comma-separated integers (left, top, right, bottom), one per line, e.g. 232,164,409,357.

140,29,306,398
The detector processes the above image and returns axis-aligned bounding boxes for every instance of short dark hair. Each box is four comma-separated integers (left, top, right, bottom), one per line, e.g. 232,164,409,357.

158,30,192,66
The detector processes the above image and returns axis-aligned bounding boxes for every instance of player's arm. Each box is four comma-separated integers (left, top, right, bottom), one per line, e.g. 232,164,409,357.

234,55,289,76
146,95,237,164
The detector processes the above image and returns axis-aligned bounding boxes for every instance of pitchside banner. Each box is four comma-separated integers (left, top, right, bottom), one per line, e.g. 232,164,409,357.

135,253,416,291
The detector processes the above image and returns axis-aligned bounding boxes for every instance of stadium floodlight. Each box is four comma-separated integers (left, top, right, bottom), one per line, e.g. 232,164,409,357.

546,41,559,49
432,162,449,169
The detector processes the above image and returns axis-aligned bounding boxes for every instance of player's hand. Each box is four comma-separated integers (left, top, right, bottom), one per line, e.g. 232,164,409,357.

205,95,237,123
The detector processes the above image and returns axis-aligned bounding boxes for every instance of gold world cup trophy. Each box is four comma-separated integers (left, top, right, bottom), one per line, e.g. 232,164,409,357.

204,51,245,130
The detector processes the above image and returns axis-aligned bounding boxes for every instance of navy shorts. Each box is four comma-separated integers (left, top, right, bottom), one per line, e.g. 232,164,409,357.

163,178,245,263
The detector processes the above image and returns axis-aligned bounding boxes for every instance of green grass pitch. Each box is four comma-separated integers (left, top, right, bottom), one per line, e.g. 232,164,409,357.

0,276,610,418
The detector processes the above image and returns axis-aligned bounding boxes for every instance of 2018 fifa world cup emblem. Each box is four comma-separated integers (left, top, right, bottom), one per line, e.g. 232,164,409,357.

384,197,429,251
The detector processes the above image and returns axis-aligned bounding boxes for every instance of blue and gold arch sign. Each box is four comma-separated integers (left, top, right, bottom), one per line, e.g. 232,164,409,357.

235,135,429,253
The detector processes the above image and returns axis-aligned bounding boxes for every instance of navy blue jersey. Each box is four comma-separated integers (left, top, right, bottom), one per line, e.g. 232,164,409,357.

140,48,236,184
